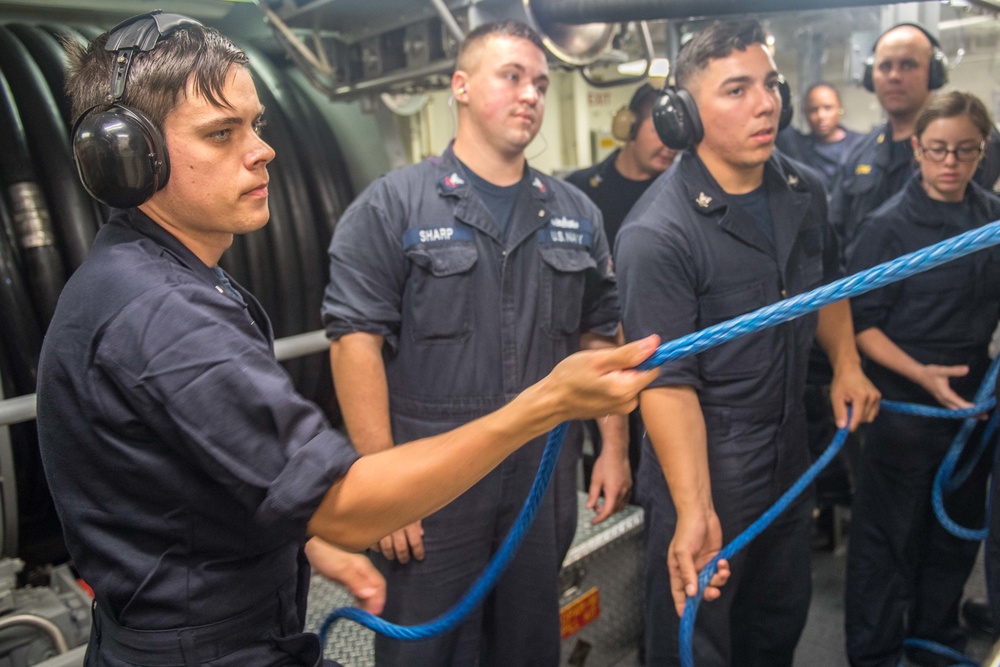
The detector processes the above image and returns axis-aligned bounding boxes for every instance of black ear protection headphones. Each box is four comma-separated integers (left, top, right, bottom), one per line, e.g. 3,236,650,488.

862,23,948,93
72,10,202,208
651,75,793,150
611,83,656,142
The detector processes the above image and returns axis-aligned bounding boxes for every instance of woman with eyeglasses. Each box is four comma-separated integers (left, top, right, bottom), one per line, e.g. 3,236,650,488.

844,90,1000,667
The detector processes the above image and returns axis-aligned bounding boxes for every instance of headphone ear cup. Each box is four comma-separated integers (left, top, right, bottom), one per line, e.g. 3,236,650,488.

652,88,701,151
928,49,948,90
778,77,793,131
611,106,637,142
72,104,169,208
862,55,875,93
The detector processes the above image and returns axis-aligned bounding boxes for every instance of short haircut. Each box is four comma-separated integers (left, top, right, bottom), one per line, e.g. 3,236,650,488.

64,22,248,130
456,20,545,72
631,83,660,123
674,20,768,90
803,82,841,105
914,90,993,140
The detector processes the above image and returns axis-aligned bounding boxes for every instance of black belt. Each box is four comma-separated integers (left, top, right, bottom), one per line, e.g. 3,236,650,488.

91,596,283,666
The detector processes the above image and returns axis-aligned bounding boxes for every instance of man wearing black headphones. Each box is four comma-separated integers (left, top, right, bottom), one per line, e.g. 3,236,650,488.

831,23,1000,260
35,12,659,666
615,19,880,666
567,83,679,244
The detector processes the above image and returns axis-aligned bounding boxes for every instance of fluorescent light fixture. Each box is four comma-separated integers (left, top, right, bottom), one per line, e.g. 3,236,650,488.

617,57,670,78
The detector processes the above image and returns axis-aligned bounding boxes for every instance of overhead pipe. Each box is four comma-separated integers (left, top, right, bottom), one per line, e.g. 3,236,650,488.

530,0,911,25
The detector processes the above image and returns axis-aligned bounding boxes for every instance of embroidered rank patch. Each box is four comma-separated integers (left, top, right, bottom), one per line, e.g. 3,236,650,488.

855,164,872,175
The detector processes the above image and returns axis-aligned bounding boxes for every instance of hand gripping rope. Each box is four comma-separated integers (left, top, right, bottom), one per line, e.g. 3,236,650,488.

321,219,1000,664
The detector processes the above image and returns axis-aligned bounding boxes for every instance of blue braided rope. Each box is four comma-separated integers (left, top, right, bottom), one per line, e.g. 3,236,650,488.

930,410,997,541
637,219,1000,370
881,397,995,419
902,638,979,667
876,354,1000,541
679,408,852,667
318,421,568,646
323,219,1000,657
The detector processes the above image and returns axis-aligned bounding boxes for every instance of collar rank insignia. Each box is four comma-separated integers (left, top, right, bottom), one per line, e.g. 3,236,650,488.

443,172,465,189
532,176,547,194
787,174,799,187
695,192,712,208
589,175,602,188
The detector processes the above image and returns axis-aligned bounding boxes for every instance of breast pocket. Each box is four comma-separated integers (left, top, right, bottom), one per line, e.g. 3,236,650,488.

539,245,597,337
404,243,478,343
698,281,776,382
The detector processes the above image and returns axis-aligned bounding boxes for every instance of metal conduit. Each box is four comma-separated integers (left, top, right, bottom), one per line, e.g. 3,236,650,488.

0,613,70,654
530,0,911,25
0,329,332,428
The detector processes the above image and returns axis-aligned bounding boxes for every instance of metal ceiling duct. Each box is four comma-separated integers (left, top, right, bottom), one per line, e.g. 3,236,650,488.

530,0,914,24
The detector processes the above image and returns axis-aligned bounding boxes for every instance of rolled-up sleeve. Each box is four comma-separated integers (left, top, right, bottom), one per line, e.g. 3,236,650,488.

846,220,899,334
616,219,701,390
322,180,409,348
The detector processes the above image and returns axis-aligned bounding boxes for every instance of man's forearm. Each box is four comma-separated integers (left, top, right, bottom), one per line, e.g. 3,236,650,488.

816,300,862,372
582,330,628,456
329,332,393,455
640,386,711,513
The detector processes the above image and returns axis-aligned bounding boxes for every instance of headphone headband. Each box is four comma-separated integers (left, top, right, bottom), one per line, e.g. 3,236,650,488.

106,11,203,100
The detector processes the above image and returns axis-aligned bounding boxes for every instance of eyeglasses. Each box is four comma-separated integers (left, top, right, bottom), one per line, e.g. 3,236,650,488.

917,142,985,163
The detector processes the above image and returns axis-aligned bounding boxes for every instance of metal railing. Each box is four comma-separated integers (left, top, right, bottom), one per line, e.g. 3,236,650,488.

0,328,331,557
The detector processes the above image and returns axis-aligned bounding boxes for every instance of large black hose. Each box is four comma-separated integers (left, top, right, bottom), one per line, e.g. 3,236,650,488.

6,24,72,127
0,27,98,273
0,69,65,328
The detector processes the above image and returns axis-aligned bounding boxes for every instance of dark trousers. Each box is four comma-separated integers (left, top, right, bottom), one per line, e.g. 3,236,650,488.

373,434,573,667
988,438,1000,640
638,424,813,667
804,383,858,505
845,409,992,667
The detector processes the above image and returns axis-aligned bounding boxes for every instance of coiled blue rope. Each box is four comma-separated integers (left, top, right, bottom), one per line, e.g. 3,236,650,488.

318,421,568,647
322,219,1000,658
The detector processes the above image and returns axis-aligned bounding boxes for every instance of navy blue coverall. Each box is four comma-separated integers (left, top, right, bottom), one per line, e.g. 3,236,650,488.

616,151,840,667
322,146,619,667
36,209,360,666
845,178,1000,667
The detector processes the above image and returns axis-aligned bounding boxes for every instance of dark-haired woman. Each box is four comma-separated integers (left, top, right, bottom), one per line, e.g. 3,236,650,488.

845,90,1000,667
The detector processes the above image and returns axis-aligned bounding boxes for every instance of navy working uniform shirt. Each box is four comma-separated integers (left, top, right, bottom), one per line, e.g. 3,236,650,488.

566,149,663,245
322,145,619,419
848,177,1000,396
618,151,839,422
37,208,359,666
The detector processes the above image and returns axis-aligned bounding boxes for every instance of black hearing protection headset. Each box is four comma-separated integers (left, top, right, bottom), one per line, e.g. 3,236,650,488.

862,23,948,93
72,11,202,208
651,75,793,151
611,83,657,142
